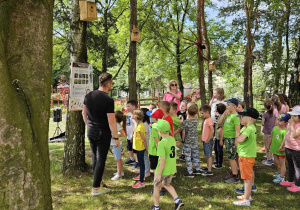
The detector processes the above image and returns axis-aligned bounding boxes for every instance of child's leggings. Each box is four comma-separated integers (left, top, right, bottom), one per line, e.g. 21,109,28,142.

137,150,145,183
286,148,300,187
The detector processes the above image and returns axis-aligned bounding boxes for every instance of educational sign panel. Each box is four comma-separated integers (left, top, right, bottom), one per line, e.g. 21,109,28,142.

69,62,93,111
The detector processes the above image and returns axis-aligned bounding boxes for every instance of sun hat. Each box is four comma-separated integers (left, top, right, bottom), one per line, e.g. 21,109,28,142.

278,113,290,122
237,108,259,119
156,119,171,134
288,105,300,116
146,108,164,119
225,98,239,106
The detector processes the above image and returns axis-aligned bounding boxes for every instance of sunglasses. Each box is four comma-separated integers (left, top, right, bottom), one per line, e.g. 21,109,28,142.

171,84,177,86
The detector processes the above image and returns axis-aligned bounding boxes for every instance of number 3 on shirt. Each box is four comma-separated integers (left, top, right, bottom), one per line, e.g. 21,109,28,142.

170,146,175,158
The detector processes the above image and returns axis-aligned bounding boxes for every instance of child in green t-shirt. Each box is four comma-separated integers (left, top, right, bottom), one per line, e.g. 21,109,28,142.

233,108,259,207
170,101,182,143
218,98,240,183
151,120,184,210
270,113,290,183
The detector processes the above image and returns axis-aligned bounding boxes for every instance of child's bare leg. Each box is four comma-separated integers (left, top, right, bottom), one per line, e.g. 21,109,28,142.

279,158,286,177
129,150,134,159
274,155,280,173
116,159,123,175
207,157,213,171
229,159,238,175
163,184,178,199
251,170,255,186
153,185,161,206
244,179,252,200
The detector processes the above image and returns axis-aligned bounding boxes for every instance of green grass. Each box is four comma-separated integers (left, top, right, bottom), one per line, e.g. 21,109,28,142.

49,121,299,209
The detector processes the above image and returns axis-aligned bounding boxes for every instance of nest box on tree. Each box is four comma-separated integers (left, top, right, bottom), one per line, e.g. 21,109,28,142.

208,61,216,71
131,25,140,42
79,0,97,22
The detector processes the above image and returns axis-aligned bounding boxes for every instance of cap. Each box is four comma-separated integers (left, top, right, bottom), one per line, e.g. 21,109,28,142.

237,108,259,119
147,108,164,119
156,119,171,134
278,113,290,122
288,105,300,116
225,98,239,106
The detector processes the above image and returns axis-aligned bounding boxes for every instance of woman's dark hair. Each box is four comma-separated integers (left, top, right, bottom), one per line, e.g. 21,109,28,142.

264,99,274,118
282,94,292,107
271,95,282,111
141,108,150,124
115,110,126,134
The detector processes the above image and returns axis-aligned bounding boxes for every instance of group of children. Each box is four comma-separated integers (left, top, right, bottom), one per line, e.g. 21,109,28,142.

108,91,300,208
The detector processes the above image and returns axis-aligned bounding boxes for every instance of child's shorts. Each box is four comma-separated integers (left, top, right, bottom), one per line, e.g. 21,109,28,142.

224,138,237,159
113,144,122,160
203,139,214,157
153,174,173,186
149,154,159,170
239,156,255,180
127,139,133,151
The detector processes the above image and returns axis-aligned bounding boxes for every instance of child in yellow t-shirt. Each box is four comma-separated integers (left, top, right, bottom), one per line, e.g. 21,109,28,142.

132,109,147,189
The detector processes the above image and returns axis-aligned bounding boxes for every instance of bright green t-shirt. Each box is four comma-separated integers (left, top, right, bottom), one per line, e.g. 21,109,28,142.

148,123,160,156
270,126,287,156
223,113,240,138
237,124,257,158
171,115,181,141
156,136,177,176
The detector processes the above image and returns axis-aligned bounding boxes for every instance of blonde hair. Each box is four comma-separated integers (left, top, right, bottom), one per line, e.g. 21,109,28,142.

168,80,178,92
133,109,144,121
214,88,225,100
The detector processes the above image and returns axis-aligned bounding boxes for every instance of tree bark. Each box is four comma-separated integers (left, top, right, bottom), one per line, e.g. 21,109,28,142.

0,0,53,209
102,0,108,73
289,36,300,106
197,0,207,105
63,0,88,173
128,0,138,101
176,38,184,98
200,0,213,99
283,0,291,95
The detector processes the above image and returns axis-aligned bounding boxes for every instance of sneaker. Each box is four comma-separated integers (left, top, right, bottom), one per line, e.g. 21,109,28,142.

235,185,257,194
113,171,125,176
174,200,184,210
91,187,110,195
111,174,122,181
193,170,202,175
133,175,145,181
273,172,280,178
237,195,252,201
273,176,285,183
131,162,139,170
287,185,300,192
151,205,160,210
199,167,208,173
280,181,295,186
176,146,180,150
172,173,177,178
178,154,185,161
134,170,140,174
224,173,233,180
132,181,145,188
261,159,267,164
124,158,135,165
225,177,240,183
262,159,274,166
202,171,213,176
213,165,223,169
184,172,194,178
233,199,250,207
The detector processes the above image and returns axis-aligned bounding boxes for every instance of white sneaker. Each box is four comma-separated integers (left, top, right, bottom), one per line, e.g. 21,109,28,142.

233,199,250,206
113,171,124,176
237,195,252,201
91,187,110,195
111,174,122,181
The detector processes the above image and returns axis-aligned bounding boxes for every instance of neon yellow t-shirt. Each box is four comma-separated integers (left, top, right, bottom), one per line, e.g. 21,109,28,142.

133,122,146,151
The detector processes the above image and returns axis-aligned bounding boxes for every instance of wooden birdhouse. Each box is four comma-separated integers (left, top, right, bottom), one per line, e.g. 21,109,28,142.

208,61,216,71
79,0,97,22
131,25,140,42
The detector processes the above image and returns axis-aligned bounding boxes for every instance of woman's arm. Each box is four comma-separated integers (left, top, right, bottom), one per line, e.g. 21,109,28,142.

168,91,181,99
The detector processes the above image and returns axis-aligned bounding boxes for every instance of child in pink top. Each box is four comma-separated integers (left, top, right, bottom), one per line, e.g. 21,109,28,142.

200,104,215,176
280,105,300,192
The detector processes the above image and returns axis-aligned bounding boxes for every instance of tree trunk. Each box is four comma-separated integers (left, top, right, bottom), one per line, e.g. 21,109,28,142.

102,1,108,73
283,0,291,95
200,0,213,99
128,0,138,101
197,0,206,105
0,0,53,209
289,36,300,106
63,0,87,173
176,38,184,98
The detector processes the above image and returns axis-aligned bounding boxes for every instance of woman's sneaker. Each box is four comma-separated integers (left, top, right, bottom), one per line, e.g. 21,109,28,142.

273,176,285,183
111,174,122,181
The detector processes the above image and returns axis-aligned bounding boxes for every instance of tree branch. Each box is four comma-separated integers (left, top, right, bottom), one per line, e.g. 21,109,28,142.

113,52,129,80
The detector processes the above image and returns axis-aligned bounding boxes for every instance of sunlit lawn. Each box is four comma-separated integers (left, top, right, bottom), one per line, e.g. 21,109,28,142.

49,120,299,209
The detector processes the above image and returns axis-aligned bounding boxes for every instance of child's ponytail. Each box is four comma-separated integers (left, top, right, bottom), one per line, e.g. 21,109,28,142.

264,99,274,118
